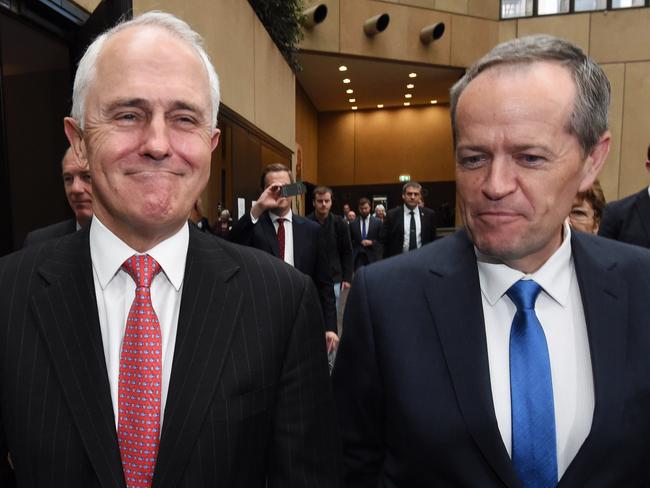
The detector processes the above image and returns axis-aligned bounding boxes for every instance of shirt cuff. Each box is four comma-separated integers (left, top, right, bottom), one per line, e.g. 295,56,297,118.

250,212,259,224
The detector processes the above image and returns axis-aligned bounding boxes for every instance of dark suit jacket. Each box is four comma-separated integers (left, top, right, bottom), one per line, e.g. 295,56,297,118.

599,187,650,248
333,229,650,487
380,205,437,258
349,216,383,269
0,225,342,487
306,212,353,284
23,218,77,247
229,212,337,332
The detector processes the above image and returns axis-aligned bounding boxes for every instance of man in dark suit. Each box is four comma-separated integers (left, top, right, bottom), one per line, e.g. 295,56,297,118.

0,12,341,488
380,181,437,258
598,144,650,248
23,147,93,246
307,186,353,321
349,197,382,270
334,35,650,487
229,164,338,353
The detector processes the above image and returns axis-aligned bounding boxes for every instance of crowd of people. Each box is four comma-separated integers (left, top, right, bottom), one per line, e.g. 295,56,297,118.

3,10,650,488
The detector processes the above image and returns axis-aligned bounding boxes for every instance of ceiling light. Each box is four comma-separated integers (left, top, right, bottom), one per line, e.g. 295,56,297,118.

346,89,353,94
343,78,351,84
403,102,411,106
430,99,438,104
405,93,412,99
377,104,384,108
351,106,358,110
339,65,348,71
407,83,414,89
408,72,417,78
349,98,356,103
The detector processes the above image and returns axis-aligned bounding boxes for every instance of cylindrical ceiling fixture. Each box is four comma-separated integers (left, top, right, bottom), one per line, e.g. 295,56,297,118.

363,13,390,36
419,22,445,44
302,4,328,28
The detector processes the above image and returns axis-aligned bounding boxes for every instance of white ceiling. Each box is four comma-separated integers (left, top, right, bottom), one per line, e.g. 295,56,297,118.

295,51,466,112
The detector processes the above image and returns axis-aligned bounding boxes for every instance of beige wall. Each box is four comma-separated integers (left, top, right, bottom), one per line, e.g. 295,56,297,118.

133,0,295,152
318,105,455,186
70,0,100,12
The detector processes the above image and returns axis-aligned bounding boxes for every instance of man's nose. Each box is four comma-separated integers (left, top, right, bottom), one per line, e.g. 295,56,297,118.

140,113,171,160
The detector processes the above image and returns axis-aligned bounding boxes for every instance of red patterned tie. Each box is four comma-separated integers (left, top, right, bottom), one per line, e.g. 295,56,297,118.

118,254,162,488
277,218,286,261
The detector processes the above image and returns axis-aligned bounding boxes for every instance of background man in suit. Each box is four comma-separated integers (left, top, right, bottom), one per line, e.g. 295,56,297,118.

229,163,338,352
0,12,341,487
598,144,650,247
334,35,650,487
349,197,382,270
307,186,353,319
23,147,93,246
380,181,437,258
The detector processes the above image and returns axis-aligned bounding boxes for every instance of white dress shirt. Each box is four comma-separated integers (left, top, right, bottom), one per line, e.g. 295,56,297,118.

359,215,371,240
477,223,594,479
402,204,422,252
90,217,187,429
251,209,295,266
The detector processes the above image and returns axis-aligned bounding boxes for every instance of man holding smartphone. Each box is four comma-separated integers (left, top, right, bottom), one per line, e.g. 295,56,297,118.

230,163,339,353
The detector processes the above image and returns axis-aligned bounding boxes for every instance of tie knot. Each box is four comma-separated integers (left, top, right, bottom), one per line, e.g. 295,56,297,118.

410,210,414,215
121,254,161,288
506,279,542,311
277,218,285,224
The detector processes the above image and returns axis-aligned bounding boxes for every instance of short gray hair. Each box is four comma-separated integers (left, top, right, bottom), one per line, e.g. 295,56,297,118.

71,11,220,129
450,34,610,156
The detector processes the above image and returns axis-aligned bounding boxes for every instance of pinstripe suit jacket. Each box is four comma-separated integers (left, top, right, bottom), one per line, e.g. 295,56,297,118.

0,225,342,487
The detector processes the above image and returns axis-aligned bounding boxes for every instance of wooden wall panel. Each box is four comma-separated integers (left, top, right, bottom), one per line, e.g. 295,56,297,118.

590,9,650,64
450,15,499,67
619,61,650,198
516,14,590,53
599,63,624,203
318,105,454,186
295,84,319,184
318,112,355,185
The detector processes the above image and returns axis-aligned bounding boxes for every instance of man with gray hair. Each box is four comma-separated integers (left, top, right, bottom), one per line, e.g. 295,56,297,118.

0,11,341,488
334,34,650,487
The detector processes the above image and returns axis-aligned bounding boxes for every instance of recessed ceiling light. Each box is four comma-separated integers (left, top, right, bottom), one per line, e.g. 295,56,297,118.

430,99,438,104
351,106,358,110
405,93,412,99
349,98,356,103
407,83,414,89
343,78,351,84
339,65,348,71
346,89,354,94
403,102,411,106
377,104,384,108
408,72,417,78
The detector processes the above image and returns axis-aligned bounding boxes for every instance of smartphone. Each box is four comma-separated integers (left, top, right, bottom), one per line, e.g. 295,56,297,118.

280,182,307,197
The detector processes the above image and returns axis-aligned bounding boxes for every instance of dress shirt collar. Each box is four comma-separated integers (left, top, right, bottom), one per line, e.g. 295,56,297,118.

647,185,650,198
270,208,293,224
89,216,189,292
476,222,573,307
403,204,418,216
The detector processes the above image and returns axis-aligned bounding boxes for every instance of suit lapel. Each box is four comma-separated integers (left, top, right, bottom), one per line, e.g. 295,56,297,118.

153,229,242,488
632,190,650,244
32,229,125,488
261,212,280,257
292,216,305,270
558,234,627,485
424,231,519,487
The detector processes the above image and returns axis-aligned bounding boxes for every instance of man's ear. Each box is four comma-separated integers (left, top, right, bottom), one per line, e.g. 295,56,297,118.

211,128,221,152
63,117,88,167
578,131,611,192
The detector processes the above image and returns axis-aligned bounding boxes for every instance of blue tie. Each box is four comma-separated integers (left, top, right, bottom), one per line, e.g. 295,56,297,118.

361,219,367,240
507,280,557,488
